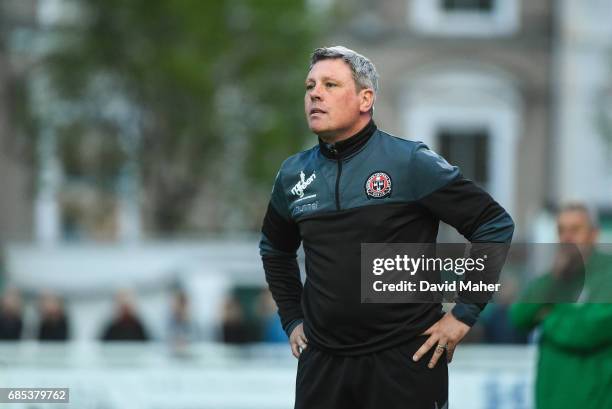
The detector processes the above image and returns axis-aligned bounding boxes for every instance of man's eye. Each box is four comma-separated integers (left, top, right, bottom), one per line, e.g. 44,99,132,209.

326,82,336,87
306,84,314,90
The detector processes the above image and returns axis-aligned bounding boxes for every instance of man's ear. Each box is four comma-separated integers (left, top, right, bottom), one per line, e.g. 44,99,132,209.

591,228,600,244
359,88,375,113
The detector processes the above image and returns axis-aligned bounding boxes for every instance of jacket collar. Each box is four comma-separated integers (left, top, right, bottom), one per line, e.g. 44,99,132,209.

318,119,377,159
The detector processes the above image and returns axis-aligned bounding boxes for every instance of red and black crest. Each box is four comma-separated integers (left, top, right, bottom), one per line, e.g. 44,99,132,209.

365,171,392,199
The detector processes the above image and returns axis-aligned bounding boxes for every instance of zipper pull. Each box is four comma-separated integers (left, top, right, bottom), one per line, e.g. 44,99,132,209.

328,144,338,156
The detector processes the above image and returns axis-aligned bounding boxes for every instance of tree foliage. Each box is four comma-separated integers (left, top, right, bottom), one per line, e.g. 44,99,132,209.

44,0,323,232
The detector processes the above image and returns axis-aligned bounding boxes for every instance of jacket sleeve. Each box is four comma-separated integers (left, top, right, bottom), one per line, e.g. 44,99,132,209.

410,143,515,326
509,302,552,332
259,170,304,337
508,274,555,331
540,304,612,350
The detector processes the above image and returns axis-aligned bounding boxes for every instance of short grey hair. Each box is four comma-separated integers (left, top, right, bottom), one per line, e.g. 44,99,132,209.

309,46,379,95
558,202,600,228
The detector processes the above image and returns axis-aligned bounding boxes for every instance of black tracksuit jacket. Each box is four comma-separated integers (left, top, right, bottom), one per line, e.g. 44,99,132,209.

260,120,514,356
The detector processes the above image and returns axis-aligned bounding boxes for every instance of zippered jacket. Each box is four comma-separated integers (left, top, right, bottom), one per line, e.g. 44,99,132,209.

260,120,514,355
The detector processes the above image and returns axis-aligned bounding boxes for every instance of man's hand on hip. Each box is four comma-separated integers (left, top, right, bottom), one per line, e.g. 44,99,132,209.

413,312,470,368
289,323,308,359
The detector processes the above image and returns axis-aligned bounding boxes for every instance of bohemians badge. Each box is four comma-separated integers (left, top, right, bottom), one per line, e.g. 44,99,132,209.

365,171,392,199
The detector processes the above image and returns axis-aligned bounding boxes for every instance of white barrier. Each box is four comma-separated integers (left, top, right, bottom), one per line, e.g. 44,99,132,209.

0,342,535,409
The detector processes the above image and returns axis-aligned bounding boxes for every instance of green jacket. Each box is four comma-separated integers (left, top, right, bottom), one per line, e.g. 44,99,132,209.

510,250,612,409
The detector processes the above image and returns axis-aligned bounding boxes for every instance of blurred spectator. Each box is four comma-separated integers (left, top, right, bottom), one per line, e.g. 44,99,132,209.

220,296,251,344
0,243,6,293
480,276,527,344
256,289,286,343
167,290,198,347
101,290,149,341
37,292,70,341
0,288,23,340
510,202,612,409
481,304,527,344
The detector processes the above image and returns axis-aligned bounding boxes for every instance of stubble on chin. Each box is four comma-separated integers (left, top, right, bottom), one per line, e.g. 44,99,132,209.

308,119,328,137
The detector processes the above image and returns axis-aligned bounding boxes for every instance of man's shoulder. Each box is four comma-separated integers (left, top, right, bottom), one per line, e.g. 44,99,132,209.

375,129,425,156
277,145,319,175
378,129,457,173
588,250,612,280
591,249,612,265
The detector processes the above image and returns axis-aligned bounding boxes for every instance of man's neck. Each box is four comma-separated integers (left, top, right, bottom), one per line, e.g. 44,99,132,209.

318,116,372,144
317,118,377,159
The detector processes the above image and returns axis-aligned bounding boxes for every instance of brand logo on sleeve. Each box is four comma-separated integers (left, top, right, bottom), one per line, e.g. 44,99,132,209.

365,171,392,199
291,170,316,198
292,200,319,216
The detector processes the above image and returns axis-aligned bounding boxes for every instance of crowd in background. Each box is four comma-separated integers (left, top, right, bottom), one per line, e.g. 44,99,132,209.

0,284,527,345
0,288,70,341
0,286,287,345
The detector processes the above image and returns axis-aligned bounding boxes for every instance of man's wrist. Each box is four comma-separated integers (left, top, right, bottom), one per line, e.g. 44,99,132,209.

451,303,482,327
284,318,304,338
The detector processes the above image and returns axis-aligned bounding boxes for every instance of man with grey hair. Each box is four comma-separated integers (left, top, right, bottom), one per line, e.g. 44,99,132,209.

510,202,612,409
260,46,514,408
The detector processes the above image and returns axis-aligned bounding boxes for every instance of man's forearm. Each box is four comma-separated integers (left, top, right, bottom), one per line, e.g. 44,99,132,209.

262,254,304,335
418,175,514,326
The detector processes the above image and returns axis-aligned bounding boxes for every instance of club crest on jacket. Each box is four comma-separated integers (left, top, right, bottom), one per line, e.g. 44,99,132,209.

365,171,392,199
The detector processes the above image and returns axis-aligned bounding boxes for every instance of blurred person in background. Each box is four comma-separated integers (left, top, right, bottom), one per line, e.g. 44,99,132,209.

0,288,23,340
510,202,612,409
167,289,199,348
0,243,6,293
480,275,527,344
219,295,251,344
37,292,70,341
260,45,514,409
101,290,149,342
256,289,286,344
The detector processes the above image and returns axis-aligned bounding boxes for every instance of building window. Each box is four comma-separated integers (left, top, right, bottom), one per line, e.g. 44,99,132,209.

442,0,493,12
401,69,521,223
410,0,519,37
438,128,490,188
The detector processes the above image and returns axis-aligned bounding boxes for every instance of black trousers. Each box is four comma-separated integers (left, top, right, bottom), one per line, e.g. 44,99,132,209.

295,335,448,409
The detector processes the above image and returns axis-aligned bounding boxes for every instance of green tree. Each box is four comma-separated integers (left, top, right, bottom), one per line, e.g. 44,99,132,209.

41,0,325,233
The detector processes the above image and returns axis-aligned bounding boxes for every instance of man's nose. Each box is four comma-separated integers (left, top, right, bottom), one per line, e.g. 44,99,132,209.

309,84,322,101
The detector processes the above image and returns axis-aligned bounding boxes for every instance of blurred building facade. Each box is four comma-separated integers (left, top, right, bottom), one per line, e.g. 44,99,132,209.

555,0,612,221
331,0,552,240
0,0,38,242
330,0,612,240
2,0,612,244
